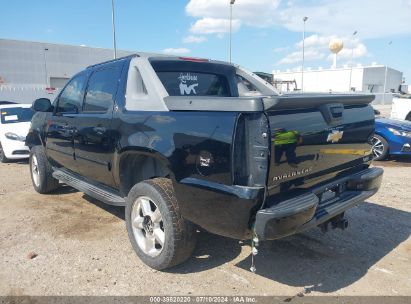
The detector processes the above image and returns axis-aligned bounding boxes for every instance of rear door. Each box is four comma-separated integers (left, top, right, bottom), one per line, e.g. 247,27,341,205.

72,62,123,187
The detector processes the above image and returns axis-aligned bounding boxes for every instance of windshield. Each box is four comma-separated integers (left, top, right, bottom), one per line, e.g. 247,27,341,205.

0,107,34,124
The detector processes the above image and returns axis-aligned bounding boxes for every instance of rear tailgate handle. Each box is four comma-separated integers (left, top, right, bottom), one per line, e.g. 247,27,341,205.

319,103,344,126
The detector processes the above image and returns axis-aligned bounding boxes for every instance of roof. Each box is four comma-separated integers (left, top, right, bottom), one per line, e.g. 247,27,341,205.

86,52,234,69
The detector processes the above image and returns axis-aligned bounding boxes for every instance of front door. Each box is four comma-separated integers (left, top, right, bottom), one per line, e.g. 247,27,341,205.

46,73,87,169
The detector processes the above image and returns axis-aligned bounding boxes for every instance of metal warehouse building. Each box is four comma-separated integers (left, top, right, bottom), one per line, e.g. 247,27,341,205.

0,39,134,103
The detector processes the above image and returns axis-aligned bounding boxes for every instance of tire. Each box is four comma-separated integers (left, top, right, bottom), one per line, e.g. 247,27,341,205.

29,146,60,193
371,135,389,161
125,178,197,270
406,113,411,122
0,142,10,163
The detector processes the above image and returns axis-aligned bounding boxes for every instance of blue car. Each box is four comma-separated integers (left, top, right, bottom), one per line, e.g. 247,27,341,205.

372,117,411,160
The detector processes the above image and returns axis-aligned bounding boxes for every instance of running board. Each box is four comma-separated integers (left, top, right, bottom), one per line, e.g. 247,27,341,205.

52,168,126,206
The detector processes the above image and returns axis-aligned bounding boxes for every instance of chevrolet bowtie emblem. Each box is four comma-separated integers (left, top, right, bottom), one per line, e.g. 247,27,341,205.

327,130,344,143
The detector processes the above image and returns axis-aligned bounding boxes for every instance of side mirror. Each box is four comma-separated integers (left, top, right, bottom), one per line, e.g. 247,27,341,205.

33,98,52,112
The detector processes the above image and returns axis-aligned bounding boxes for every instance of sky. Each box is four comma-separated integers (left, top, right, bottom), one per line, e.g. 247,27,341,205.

1,0,411,82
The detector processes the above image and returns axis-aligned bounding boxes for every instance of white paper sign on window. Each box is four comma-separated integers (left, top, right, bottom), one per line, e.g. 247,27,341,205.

4,115,18,121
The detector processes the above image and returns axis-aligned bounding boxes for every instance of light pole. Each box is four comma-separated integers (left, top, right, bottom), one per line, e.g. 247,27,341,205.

301,16,308,92
43,47,49,87
111,0,117,59
229,0,235,63
382,41,392,105
348,30,357,92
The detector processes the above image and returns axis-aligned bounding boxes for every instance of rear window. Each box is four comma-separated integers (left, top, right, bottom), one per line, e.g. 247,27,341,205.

156,72,230,97
236,74,263,96
1,107,34,124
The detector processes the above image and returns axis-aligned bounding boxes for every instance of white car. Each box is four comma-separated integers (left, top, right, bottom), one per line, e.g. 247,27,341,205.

391,96,411,121
0,104,34,162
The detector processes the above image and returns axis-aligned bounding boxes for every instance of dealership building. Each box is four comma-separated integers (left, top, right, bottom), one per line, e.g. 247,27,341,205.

0,39,134,103
273,65,405,104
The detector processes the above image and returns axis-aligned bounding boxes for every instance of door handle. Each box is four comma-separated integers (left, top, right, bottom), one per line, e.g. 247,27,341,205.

319,103,344,126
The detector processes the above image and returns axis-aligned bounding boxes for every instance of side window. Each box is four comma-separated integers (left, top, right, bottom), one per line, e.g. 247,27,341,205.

236,74,262,96
83,68,119,113
57,74,87,113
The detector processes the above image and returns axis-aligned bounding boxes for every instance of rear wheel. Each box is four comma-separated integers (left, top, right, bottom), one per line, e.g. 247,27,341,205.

0,142,10,163
125,178,197,270
371,135,389,161
29,146,60,193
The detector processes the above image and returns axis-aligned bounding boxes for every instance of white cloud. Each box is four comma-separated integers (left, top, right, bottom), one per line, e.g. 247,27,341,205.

278,34,369,65
278,0,411,39
278,48,325,64
162,48,191,55
186,0,280,27
296,34,366,51
327,43,368,61
186,0,411,39
295,34,335,49
190,18,241,35
183,35,207,43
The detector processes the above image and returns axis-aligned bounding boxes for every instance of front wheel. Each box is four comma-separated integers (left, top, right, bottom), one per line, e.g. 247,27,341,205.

371,135,389,161
29,146,60,193
125,178,197,270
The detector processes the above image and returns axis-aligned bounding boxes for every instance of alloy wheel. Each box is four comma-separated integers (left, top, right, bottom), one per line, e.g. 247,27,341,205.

131,196,165,257
371,136,385,159
31,155,40,187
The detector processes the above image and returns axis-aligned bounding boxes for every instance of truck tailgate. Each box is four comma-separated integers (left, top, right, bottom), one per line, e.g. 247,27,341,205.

263,94,375,193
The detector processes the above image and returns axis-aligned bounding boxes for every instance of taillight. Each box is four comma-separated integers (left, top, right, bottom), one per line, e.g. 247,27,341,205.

178,57,209,62
233,113,270,186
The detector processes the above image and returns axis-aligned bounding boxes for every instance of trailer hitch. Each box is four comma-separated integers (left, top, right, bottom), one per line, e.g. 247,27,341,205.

319,213,348,233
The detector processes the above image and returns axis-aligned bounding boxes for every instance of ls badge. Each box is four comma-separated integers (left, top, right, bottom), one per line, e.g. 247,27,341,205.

327,129,344,143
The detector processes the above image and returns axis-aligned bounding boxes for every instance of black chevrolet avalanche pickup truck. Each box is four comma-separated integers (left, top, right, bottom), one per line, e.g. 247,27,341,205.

26,54,383,270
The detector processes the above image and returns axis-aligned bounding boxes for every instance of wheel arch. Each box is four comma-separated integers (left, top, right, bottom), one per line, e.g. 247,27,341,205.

25,130,43,148
374,129,385,139
116,148,173,197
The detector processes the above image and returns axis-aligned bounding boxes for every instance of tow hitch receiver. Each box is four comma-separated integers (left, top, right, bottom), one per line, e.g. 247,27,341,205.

319,213,348,233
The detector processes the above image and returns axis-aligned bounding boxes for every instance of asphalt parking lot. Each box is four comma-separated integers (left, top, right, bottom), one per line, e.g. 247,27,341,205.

0,159,410,296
